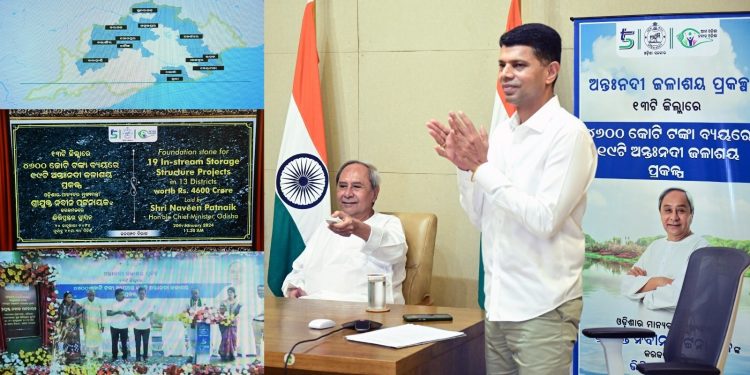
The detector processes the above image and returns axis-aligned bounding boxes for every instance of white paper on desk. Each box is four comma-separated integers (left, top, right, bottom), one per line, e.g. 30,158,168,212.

345,323,466,348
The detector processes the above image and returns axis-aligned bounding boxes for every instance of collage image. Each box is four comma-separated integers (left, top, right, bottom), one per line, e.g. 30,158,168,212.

1,1,265,374
3,1,750,375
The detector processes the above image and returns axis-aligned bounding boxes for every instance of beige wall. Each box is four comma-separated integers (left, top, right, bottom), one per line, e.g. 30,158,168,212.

265,0,750,308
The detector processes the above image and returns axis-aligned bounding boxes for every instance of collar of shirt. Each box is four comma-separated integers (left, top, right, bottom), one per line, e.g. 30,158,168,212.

506,96,561,134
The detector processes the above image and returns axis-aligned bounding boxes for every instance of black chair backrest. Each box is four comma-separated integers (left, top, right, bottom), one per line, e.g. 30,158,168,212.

664,247,750,366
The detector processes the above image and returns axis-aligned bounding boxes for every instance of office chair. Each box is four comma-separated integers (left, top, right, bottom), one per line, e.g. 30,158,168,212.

582,246,750,374
386,212,437,305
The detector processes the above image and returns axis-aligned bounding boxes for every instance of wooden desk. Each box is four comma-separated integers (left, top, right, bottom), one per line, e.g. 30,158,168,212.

265,297,485,375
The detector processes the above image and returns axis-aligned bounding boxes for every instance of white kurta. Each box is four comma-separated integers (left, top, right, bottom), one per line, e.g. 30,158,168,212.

281,212,407,304
620,234,708,310
80,298,104,353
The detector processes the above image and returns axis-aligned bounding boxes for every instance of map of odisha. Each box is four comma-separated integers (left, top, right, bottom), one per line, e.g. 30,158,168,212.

0,1,263,109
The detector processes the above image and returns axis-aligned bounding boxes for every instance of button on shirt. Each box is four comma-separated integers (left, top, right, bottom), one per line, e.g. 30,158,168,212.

459,96,597,322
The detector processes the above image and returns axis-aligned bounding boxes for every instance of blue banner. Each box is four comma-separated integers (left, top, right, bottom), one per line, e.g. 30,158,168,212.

574,12,750,375
56,284,228,299
41,252,264,363
587,121,750,182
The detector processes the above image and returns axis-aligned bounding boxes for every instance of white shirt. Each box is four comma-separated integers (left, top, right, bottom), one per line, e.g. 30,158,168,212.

281,212,408,304
459,96,597,321
620,234,708,310
131,297,154,330
107,299,132,329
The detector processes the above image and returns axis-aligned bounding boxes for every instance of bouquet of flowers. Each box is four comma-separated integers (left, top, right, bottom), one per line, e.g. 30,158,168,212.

196,307,217,324
162,364,183,375
133,362,148,374
190,364,223,375
214,364,264,375
0,264,28,286
179,306,220,328
24,366,51,375
60,364,84,375
177,311,193,327
219,312,237,327
0,352,22,367
0,352,23,375
18,349,52,367
95,363,119,375
0,263,56,288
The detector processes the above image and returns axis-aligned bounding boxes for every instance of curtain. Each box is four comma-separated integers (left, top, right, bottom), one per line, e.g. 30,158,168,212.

0,110,13,250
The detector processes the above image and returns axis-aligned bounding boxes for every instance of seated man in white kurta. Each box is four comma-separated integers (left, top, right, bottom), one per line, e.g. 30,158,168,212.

621,187,708,310
282,160,407,304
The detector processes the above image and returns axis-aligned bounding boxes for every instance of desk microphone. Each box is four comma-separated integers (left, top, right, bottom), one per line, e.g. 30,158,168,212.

284,319,383,373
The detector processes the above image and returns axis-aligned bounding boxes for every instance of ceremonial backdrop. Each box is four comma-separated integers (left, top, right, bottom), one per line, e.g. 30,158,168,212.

45,251,264,361
574,12,750,374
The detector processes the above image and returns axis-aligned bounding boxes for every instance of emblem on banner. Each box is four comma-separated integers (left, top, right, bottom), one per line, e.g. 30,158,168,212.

644,22,666,50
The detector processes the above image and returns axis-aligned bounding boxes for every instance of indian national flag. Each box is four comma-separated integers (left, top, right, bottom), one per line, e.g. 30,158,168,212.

479,0,521,309
268,0,331,297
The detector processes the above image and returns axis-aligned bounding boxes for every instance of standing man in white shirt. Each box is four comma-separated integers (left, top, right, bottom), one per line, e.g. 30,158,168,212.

106,288,133,361
427,23,597,374
132,287,154,362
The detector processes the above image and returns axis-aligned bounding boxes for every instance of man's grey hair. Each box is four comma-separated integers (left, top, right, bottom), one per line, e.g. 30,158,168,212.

335,160,381,190
658,187,694,213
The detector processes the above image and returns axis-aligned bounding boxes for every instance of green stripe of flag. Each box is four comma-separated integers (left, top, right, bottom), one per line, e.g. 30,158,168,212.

268,196,306,297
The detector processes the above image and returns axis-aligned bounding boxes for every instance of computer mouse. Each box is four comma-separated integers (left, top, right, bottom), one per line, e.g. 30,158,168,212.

308,318,336,329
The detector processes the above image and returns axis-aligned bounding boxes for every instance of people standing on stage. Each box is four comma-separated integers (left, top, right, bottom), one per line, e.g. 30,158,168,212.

80,289,104,359
58,291,84,364
218,287,242,361
132,286,154,362
106,288,133,361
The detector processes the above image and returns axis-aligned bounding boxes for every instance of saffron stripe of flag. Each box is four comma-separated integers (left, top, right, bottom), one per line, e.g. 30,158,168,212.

268,0,331,297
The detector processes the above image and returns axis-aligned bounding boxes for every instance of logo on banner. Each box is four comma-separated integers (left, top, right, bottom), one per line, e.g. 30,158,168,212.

619,28,635,50
108,126,158,142
644,22,666,50
676,27,715,48
616,19,719,58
